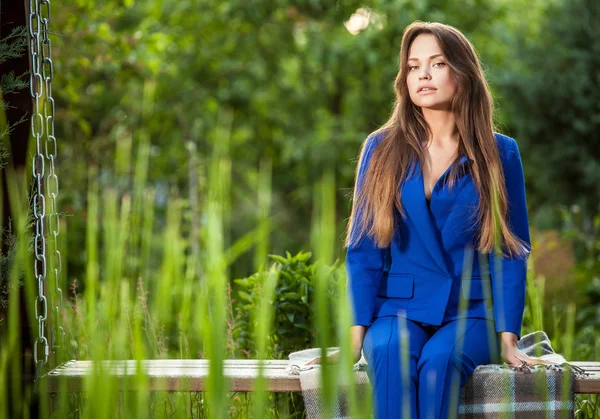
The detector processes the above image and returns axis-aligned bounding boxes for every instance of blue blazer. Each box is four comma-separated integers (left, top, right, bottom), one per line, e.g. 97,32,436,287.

346,132,531,339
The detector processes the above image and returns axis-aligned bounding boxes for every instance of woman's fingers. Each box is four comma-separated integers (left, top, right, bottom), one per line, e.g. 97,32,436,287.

503,349,528,366
508,354,523,366
305,353,343,366
509,351,557,366
524,355,556,366
512,351,527,363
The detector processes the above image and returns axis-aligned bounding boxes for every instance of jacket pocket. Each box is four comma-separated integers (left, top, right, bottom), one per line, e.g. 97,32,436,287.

461,276,492,300
378,273,414,299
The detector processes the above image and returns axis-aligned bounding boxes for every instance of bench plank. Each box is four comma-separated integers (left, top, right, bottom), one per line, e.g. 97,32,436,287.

572,362,600,393
46,360,301,392
45,360,600,394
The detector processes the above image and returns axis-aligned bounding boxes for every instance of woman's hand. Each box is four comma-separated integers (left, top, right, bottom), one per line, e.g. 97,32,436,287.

306,326,366,366
305,351,339,366
500,332,556,366
305,342,362,366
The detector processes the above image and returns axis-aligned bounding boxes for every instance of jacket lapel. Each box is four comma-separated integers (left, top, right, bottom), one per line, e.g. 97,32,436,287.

400,156,470,277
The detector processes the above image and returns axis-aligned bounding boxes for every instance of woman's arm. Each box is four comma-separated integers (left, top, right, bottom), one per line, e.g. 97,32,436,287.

489,137,531,340
307,134,385,367
491,139,554,366
307,325,365,365
345,133,388,327
350,325,367,361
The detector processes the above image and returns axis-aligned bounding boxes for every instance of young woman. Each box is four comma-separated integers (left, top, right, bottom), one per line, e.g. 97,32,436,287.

341,21,552,418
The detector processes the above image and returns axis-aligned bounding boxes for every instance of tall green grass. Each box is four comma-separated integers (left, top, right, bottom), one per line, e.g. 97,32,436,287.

0,92,597,418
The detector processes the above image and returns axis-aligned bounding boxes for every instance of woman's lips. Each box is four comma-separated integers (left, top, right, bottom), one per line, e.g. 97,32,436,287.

418,88,437,94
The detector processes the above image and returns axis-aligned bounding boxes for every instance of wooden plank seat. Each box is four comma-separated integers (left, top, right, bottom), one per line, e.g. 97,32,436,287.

45,359,600,394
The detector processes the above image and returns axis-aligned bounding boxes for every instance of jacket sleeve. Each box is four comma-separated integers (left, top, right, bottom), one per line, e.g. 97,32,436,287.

489,138,532,340
345,134,388,327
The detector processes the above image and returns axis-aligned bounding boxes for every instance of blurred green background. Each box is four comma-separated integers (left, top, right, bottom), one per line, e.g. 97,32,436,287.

1,0,599,417
48,0,599,329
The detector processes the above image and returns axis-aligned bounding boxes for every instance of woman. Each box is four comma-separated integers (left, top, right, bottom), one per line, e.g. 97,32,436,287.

311,21,552,418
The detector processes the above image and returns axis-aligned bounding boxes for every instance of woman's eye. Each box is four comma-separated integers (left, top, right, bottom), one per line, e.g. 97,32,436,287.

409,62,445,71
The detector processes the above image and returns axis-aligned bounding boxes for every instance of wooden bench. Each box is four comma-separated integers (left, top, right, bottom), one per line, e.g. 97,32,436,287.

46,359,600,394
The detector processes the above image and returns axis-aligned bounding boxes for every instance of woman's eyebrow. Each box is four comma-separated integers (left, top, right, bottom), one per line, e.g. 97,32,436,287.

407,53,444,62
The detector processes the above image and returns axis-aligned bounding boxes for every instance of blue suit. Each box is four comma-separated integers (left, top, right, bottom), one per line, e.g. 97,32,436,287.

345,132,531,418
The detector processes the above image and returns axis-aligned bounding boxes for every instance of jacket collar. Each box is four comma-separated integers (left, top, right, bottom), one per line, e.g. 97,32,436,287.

401,156,471,277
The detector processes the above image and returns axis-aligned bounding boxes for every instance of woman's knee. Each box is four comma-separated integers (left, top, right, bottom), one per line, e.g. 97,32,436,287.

417,343,486,390
365,329,401,365
417,348,453,374
364,317,422,370
362,317,395,361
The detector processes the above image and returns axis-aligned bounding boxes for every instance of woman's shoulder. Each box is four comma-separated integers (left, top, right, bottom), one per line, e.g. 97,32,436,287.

366,129,389,147
360,130,389,161
493,131,520,164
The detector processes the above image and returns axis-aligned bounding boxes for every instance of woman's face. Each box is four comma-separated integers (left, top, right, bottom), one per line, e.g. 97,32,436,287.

406,34,456,111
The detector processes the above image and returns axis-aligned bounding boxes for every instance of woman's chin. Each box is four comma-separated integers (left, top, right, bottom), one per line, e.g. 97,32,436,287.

418,100,452,111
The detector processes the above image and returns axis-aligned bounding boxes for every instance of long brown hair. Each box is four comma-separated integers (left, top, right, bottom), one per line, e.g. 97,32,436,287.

345,21,529,259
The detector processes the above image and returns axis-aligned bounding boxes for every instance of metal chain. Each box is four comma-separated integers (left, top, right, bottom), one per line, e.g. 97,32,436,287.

29,0,48,368
39,0,64,358
29,0,62,367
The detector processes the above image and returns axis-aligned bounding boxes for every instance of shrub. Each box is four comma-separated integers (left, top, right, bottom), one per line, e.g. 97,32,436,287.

232,250,343,360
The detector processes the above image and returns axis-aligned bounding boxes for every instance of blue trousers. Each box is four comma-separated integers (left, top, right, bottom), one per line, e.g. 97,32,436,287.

362,315,501,419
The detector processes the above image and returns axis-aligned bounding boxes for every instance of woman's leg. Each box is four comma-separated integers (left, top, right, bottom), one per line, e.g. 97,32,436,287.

362,315,431,419
416,317,500,419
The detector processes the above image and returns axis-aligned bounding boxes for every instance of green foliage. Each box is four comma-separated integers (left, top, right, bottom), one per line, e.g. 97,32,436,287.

4,0,599,416
50,0,528,281
0,223,23,313
233,250,342,360
0,25,29,108
521,205,600,416
0,25,31,319
0,25,28,168
577,278,600,332
231,250,344,419
556,206,600,348
500,0,600,218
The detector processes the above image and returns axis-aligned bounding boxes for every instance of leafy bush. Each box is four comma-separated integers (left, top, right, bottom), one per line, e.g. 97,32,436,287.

232,250,343,360
230,250,344,418
0,25,28,163
0,25,30,325
557,206,600,332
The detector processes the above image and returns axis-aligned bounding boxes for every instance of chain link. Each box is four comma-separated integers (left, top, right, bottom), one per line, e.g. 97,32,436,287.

30,0,62,366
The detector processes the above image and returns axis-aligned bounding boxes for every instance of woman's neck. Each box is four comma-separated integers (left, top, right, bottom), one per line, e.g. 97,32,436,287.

421,107,459,148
